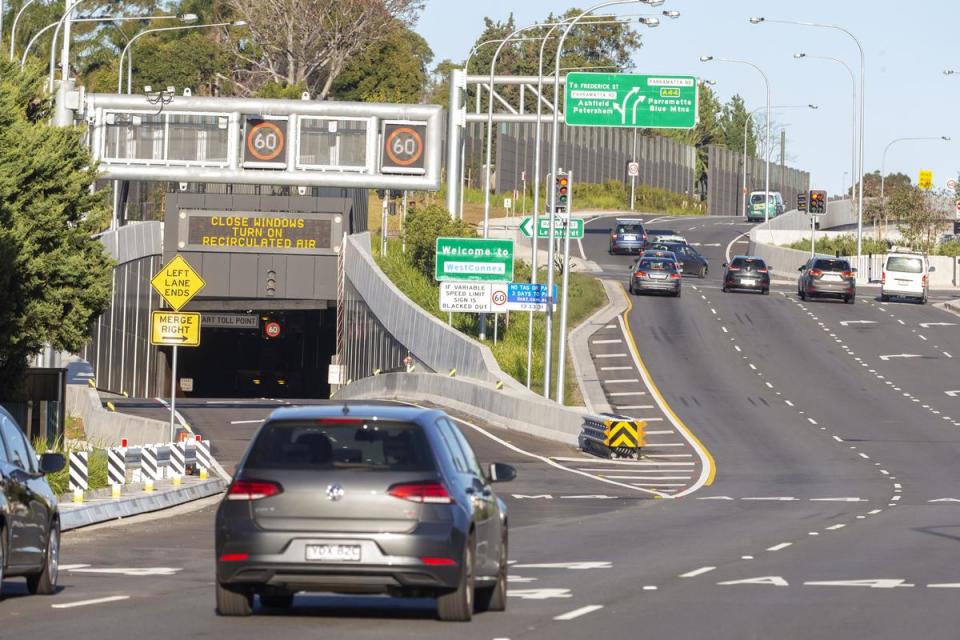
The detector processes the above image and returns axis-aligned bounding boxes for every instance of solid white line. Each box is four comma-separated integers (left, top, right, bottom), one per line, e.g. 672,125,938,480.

614,405,655,410
608,391,647,396
596,353,629,359
229,419,264,425
645,430,674,435
606,378,640,384
604,475,692,480
52,596,131,609
601,366,635,371
554,605,604,621
593,339,623,345
680,566,716,578
644,442,686,447
725,230,751,263
767,543,792,552
631,482,687,487
644,454,693,458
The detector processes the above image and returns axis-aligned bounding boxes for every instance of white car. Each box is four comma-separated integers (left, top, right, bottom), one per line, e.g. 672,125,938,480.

880,252,935,304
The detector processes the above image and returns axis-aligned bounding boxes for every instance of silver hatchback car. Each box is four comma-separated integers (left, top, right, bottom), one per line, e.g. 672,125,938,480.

215,404,515,621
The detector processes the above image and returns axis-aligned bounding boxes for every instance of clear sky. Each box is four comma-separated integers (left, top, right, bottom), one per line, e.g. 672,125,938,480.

417,0,959,198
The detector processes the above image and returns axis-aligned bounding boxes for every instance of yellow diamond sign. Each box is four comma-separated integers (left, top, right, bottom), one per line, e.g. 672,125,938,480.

150,255,206,311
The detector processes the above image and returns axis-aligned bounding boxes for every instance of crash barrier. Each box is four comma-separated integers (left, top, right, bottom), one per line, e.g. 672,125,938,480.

579,415,646,459
60,436,216,504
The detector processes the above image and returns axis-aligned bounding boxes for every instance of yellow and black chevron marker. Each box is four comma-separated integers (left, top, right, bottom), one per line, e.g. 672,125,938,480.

603,419,646,450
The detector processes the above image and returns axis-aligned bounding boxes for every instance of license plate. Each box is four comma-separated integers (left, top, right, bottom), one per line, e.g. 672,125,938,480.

650,273,667,279
823,274,842,282
741,278,755,286
306,544,361,562
623,235,637,241
896,280,911,286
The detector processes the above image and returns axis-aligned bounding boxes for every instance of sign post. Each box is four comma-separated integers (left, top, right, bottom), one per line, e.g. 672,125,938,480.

150,255,206,441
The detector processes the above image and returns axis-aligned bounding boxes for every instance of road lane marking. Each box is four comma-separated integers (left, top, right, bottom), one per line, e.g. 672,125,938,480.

614,405,654,410
554,605,604,621
592,339,623,345
514,562,611,570
229,419,264,425
52,596,131,609
605,378,640,384
767,543,792,551
826,524,846,530
680,566,716,578
596,353,629,359
604,476,692,480
600,366,634,371
803,579,913,589
508,589,572,600
608,391,647,396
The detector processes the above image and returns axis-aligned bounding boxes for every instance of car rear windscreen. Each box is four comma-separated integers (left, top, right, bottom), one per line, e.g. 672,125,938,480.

814,259,850,271
750,194,771,204
246,420,435,471
731,257,766,269
617,224,644,234
639,260,677,271
886,256,923,274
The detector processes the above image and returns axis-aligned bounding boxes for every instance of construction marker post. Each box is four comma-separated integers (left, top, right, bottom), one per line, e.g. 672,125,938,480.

170,442,186,486
141,446,159,492
196,438,212,480
68,451,88,503
107,447,126,499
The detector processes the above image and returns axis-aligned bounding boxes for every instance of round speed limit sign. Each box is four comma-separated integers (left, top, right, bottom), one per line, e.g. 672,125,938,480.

245,119,286,164
491,289,508,308
385,127,424,167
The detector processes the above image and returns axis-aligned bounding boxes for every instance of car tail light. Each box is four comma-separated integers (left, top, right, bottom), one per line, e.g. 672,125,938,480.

227,479,283,501
421,557,457,566
220,553,249,562
727,265,740,271
842,271,855,279
881,271,886,284
388,482,453,505
809,268,822,277
670,273,681,279
756,267,768,273
634,271,647,278
611,232,618,239
923,274,928,286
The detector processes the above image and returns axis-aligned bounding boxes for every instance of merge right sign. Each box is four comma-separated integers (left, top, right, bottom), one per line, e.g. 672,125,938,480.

565,72,698,129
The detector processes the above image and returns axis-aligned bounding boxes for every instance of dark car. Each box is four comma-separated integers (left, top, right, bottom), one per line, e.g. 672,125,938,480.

629,258,682,297
640,249,680,271
215,404,516,621
653,242,709,278
722,256,771,294
798,257,856,304
609,218,647,255
0,406,65,597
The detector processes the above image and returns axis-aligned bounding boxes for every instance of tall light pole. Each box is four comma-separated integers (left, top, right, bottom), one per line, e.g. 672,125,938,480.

701,55,772,221
751,17,866,263
119,19,243,94
9,0,39,60
548,0,660,403
794,53,858,210
740,104,817,217
880,136,950,237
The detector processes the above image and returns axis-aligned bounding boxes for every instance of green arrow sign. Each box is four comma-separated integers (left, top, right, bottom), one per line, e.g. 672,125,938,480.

565,72,698,129
435,237,514,283
520,217,584,239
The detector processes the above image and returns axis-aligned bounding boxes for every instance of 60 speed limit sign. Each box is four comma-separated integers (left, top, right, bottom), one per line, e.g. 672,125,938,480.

381,121,427,175
243,116,288,168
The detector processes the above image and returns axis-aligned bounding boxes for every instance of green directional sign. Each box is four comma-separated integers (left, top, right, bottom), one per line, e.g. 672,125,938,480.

565,72,698,129
435,237,514,283
519,216,584,239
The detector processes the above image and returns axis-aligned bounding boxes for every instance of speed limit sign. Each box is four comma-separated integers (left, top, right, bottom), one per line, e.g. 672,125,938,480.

243,116,288,168
381,121,427,175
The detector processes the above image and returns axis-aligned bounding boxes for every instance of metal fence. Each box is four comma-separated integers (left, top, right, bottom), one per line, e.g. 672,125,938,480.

706,145,810,217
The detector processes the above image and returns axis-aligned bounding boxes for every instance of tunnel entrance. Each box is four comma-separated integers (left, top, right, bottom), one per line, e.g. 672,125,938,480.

176,309,335,399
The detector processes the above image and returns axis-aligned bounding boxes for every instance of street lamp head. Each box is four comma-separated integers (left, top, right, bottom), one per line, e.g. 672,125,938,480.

639,17,660,27
642,0,665,6
942,136,951,141
701,79,717,86
662,10,680,18
178,13,198,23
808,104,818,109
793,53,806,59
749,17,765,24
699,55,713,62
944,70,958,76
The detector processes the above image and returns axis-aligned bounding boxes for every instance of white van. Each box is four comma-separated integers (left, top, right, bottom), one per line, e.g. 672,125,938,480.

880,252,935,304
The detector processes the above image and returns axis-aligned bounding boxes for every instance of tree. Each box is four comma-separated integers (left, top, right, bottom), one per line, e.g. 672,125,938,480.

662,83,723,193
719,94,756,157
853,170,911,199
331,22,433,103
402,203,475,279
887,185,949,252
224,0,424,98
0,60,112,397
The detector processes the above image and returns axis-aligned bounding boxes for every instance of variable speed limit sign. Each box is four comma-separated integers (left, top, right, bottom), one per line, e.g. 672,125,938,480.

243,116,288,168
381,121,427,175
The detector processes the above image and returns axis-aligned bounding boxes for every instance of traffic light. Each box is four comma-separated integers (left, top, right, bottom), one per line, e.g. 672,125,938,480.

797,192,807,212
554,172,571,214
808,190,827,215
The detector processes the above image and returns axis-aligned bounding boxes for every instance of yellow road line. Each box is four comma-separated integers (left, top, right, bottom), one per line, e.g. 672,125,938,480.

620,285,717,490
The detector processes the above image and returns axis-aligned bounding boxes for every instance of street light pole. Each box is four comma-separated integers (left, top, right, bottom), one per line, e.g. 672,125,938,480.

879,136,950,238
752,17,866,263
9,0,39,60
701,55,771,221
794,53,858,212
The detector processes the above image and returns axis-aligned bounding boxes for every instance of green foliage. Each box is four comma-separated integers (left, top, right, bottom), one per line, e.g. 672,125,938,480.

573,180,703,215
784,235,890,256
853,171,912,199
719,94,756,157
255,81,309,99
0,60,112,397
332,24,433,103
33,438,109,498
401,203,476,279
936,241,960,257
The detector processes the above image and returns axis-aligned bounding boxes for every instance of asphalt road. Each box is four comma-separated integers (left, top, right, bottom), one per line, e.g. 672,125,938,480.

4,213,960,638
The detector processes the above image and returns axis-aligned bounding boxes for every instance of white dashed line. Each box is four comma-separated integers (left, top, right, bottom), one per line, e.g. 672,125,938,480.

680,566,717,578
767,543,792,552
554,605,604,621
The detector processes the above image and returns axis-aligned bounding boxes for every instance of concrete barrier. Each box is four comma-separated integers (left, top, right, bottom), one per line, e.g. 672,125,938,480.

335,372,586,446
65,385,168,446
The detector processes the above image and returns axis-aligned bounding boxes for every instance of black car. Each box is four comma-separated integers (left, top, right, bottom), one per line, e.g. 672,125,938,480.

651,242,709,278
0,406,65,597
629,258,682,297
798,257,856,304
215,404,516,621
722,256,771,294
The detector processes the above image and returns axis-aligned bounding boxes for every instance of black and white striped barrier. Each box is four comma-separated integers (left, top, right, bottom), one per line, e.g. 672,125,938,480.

141,446,159,492
108,447,126,499
170,442,186,486
69,452,88,503
196,439,212,480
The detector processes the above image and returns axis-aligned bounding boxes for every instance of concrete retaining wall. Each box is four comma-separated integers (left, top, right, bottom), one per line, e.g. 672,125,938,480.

66,385,168,446
335,373,586,446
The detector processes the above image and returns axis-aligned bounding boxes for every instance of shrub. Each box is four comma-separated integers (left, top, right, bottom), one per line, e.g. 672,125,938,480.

401,203,476,279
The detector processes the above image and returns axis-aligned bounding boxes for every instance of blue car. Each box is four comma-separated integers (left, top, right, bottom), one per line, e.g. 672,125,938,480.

609,218,648,255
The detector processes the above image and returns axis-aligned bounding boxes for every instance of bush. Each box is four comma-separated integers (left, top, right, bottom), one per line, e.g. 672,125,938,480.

784,234,890,256
33,438,108,497
936,241,960,257
401,203,476,279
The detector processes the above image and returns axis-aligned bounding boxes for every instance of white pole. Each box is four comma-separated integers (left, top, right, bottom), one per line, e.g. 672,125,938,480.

631,127,638,211
169,345,178,442
10,0,39,60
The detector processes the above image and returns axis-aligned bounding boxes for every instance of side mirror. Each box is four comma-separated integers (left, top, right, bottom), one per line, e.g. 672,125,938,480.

798,266,805,272
929,266,937,273
39,452,65,475
487,462,517,483
721,263,727,268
